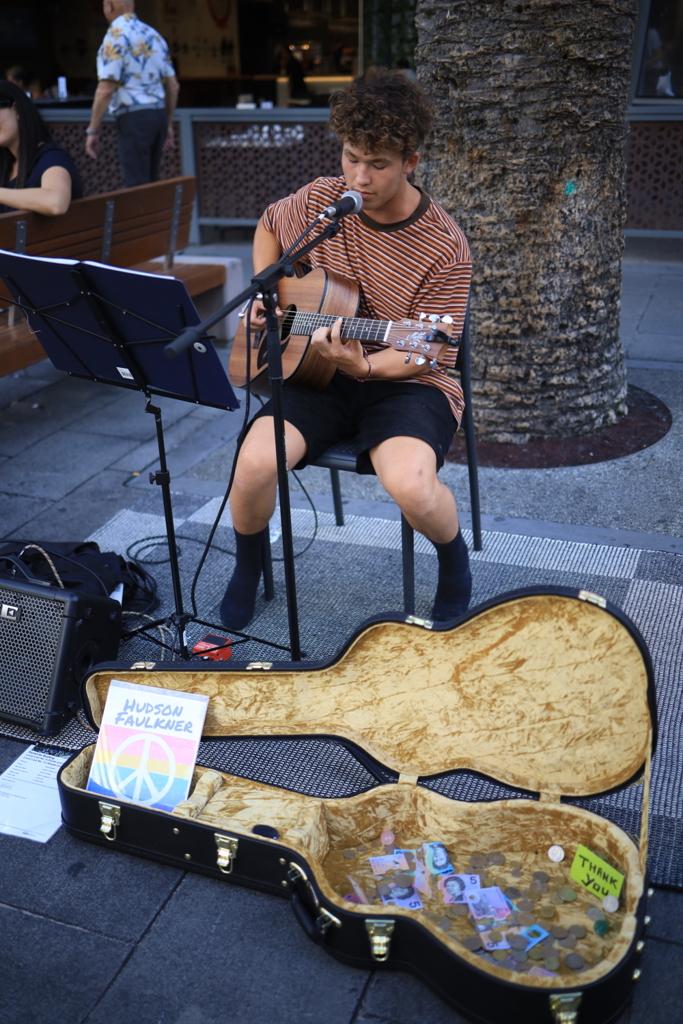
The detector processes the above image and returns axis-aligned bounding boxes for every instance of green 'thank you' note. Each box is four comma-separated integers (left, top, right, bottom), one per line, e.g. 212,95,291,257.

570,844,625,900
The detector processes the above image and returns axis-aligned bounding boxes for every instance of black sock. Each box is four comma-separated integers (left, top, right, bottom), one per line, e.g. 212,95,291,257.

430,529,472,623
220,527,267,630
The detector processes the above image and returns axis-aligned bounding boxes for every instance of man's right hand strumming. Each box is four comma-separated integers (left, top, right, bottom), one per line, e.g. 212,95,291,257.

249,297,283,332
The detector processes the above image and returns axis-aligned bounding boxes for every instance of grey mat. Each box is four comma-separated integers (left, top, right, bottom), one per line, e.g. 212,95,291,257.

2,491,681,889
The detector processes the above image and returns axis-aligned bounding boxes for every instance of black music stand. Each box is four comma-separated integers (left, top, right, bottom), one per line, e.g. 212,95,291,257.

0,251,240,659
164,217,345,662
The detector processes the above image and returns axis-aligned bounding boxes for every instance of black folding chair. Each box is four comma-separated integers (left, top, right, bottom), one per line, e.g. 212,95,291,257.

311,300,482,615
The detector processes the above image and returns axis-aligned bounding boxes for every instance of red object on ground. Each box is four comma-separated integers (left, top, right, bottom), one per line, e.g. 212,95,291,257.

192,633,233,662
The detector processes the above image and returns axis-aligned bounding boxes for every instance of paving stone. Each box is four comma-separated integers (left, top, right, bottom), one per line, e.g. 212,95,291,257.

0,360,65,408
358,968,635,1024
0,492,52,536
636,551,683,586
0,431,137,500
0,827,183,944
630,937,683,1024
0,384,115,458
0,738,183,943
87,873,367,1024
128,488,211,519
0,902,130,1024
438,368,683,538
109,410,220,473
75,389,194,441
357,971,471,1024
132,408,246,485
644,278,683,332
5,470,133,540
644,888,683,945
626,334,683,361
619,272,655,342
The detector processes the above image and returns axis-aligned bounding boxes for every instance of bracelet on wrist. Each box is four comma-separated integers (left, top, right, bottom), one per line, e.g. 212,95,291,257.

85,128,99,136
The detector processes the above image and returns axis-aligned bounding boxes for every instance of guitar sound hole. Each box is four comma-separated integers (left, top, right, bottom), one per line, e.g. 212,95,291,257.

256,305,296,370
280,305,296,340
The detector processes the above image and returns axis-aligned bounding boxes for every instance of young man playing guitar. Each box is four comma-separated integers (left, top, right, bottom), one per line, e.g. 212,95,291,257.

222,68,472,630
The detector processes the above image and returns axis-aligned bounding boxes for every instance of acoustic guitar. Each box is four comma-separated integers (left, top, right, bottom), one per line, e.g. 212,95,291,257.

228,267,459,395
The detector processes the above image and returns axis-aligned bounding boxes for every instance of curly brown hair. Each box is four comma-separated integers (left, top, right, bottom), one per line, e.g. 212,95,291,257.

328,67,433,159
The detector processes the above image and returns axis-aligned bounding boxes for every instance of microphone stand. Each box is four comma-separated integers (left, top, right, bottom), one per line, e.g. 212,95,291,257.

165,217,343,662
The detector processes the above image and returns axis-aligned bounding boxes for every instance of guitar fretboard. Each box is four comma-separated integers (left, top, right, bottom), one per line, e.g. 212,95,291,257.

289,312,390,343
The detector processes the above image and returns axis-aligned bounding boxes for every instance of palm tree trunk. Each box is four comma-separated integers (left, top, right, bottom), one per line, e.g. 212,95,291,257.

416,0,636,442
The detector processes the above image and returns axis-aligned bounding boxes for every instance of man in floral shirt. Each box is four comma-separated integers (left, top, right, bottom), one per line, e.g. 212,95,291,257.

86,1,179,186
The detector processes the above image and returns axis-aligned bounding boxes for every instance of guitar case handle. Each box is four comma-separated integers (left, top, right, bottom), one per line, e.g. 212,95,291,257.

290,891,342,946
291,891,324,945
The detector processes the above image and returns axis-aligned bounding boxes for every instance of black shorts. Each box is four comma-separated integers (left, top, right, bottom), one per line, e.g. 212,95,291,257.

252,372,457,473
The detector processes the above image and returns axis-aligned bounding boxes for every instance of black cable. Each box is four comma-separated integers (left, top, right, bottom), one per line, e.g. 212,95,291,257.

279,217,325,263
127,498,318,567
17,543,110,597
127,535,236,563
127,535,187,564
119,625,175,653
2,538,159,615
188,295,255,618
269,468,318,560
128,511,321,566
122,558,159,615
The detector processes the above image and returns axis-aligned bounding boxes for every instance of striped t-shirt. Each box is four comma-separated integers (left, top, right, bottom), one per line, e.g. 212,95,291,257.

263,176,471,423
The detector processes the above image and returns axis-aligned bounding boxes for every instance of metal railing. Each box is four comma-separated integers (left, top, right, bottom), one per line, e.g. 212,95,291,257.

41,107,341,244
41,105,683,237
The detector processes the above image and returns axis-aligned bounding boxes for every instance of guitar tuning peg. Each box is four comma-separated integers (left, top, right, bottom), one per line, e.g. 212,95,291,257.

428,314,440,323
415,355,427,366
429,358,438,369
440,315,454,324
404,353,412,363
418,313,427,321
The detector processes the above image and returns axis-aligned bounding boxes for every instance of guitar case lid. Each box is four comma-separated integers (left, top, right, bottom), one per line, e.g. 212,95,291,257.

83,588,656,800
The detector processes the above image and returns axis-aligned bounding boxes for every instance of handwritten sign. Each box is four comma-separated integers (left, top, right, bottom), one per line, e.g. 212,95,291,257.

87,679,208,813
569,844,624,900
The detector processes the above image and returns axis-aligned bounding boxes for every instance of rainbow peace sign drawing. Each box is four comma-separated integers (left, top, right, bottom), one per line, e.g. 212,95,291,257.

106,733,177,806
87,679,209,813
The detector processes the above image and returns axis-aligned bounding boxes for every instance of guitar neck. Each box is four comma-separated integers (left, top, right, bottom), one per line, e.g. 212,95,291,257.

289,311,390,344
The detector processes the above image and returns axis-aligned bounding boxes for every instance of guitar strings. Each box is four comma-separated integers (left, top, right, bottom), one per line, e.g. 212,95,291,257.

289,312,391,341
287,313,449,345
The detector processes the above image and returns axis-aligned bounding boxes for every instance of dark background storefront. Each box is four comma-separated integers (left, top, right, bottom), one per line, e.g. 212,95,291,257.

0,0,362,108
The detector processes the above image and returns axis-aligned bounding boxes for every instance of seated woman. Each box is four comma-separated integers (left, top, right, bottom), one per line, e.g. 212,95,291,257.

0,80,82,216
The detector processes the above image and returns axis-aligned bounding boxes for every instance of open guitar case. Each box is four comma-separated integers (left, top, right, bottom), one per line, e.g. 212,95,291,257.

58,586,657,1024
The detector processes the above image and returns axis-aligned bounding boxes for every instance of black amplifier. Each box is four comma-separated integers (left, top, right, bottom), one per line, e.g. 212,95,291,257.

0,578,121,735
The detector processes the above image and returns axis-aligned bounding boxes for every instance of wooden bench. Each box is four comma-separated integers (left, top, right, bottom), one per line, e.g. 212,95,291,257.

0,176,242,378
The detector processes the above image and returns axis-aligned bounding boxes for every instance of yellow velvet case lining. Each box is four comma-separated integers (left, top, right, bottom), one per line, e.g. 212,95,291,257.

84,594,652,798
70,595,652,991
61,745,644,992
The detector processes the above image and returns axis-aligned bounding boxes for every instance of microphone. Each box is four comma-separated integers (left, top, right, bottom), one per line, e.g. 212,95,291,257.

317,190,363,221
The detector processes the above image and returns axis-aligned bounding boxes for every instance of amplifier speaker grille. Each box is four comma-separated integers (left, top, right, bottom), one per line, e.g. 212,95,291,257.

0,584,65,721
0,579,121,734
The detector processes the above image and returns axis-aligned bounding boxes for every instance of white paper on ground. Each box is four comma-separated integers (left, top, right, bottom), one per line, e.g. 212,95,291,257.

0,745,71,842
